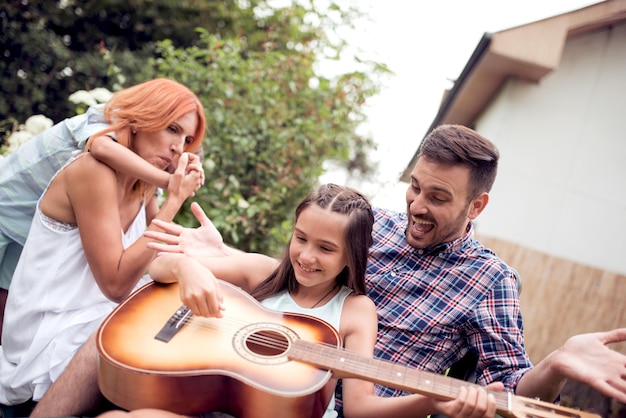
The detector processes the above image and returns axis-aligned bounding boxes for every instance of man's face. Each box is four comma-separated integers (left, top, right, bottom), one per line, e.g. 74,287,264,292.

405,157,484,249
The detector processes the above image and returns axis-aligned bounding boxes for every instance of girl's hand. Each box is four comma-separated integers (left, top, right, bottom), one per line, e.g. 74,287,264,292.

432,383,502,418
145,202,233,258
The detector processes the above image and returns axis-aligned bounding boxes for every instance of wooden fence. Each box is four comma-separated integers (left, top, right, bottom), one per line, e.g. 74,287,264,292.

477,234,626,416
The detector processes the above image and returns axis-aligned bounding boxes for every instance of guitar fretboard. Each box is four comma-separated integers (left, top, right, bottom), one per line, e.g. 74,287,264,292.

288,339,595,418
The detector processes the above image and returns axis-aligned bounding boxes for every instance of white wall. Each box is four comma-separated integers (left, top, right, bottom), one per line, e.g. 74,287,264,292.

473,23,626,275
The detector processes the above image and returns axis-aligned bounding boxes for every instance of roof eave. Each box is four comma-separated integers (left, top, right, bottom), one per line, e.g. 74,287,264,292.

400,0,626,182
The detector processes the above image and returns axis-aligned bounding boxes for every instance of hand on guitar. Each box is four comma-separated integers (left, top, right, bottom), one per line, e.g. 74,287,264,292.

145,202,235,258
550,328,626,404
431,382,503,418
149,254,225,318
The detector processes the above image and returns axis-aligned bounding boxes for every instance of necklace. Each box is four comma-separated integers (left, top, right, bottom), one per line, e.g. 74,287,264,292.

310,284,338,309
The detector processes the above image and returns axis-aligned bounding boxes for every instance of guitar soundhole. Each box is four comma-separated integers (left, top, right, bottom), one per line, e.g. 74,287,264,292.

245,330,289,356
233,322,298,364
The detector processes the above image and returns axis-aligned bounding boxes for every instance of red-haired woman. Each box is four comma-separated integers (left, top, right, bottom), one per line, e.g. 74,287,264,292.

0,78,206,408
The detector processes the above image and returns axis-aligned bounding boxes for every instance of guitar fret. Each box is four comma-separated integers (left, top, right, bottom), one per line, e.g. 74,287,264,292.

290,340,515,412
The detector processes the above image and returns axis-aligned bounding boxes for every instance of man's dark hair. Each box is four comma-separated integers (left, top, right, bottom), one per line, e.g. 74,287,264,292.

417,124,499,200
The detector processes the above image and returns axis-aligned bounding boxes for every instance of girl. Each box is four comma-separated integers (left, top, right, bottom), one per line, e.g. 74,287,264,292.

100,184,497,418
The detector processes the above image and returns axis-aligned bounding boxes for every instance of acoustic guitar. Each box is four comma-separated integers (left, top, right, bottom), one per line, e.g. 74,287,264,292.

97,280,600,418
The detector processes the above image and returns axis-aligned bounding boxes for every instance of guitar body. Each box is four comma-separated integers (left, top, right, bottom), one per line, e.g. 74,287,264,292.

97,280,341,418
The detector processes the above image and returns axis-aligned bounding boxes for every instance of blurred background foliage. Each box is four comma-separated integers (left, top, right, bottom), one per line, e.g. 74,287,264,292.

0,0,388,256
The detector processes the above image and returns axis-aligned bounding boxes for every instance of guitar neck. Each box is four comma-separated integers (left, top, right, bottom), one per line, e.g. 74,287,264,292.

288,340,600,418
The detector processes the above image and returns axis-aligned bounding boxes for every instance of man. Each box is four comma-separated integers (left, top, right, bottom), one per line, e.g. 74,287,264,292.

359,124,626,403
29,125,626,417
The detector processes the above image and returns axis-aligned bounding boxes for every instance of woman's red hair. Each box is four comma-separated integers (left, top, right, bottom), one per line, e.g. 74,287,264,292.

86,78,206,198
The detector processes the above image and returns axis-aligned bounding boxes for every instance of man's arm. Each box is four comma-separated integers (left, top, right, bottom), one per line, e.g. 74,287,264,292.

516,328,626,403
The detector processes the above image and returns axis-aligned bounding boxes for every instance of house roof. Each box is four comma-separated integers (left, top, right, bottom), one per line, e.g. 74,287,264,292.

400,0,626,182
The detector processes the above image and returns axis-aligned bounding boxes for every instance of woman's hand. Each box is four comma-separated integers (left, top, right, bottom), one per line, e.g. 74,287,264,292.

149,254,225,318
166,153,204,202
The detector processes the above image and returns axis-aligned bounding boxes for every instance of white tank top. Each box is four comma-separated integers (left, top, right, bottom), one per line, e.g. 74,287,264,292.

261,285,353,418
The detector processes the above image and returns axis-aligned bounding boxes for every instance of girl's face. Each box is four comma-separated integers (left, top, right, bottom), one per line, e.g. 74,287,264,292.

133,111,198,171
289,205,349,290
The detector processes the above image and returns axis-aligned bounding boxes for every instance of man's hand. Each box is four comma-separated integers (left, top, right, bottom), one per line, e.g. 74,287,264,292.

552,328,626,404
144,202,235,258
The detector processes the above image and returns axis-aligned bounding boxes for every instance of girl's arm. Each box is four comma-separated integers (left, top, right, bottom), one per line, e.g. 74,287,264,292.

148,251,279,318
339,296,498,418
89,135,171,189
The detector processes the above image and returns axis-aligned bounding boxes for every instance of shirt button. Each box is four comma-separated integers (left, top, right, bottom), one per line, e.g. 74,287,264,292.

418,249,424,255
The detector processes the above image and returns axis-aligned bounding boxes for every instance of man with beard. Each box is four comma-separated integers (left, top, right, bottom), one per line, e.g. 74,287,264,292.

354,124,625,408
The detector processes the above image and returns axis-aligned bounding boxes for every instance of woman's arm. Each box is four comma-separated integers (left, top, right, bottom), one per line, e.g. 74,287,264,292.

65,153,202,302
148,252,279,317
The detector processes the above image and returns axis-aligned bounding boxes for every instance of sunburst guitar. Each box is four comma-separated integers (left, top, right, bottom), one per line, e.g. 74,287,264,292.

97,281,601,418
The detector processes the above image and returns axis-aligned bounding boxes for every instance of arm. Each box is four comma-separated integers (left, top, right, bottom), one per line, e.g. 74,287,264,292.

516,328,626,404
144,202,241,258
145,191,161,224
88,134,172,189
148,252,279,317
69,152,202,301
340,296,498,418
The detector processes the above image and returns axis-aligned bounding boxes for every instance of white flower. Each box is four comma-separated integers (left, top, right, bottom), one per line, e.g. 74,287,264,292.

68,90,97,106
237,198,250,209
7,130,34,152
24,115,53,135
89,87,113,103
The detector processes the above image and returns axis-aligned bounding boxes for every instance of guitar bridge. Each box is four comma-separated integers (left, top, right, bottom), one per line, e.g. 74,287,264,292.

154,304,192,342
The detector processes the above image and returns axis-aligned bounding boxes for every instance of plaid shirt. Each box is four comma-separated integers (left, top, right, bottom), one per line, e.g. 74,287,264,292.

367,208,531,397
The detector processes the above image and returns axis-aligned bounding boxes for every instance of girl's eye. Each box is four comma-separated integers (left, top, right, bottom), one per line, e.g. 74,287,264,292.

168,125,178,133
295,236,306,242
320,246,333,253
185,136,193,145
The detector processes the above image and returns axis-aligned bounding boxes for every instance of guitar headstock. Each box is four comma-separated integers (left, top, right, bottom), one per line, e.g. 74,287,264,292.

508,395,601,418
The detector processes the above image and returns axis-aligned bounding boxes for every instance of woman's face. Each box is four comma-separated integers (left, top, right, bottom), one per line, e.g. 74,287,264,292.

133,111,198,171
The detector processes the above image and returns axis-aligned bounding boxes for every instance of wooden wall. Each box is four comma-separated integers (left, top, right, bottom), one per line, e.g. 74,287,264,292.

477,234,626,416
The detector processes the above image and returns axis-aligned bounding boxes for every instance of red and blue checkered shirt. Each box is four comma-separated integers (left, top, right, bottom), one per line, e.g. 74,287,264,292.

367,208,531,397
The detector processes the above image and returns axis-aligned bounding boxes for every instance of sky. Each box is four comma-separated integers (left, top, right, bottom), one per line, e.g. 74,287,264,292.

319,0,600,211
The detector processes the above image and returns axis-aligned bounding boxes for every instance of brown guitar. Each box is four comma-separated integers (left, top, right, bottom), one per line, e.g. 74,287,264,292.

97,281,600,418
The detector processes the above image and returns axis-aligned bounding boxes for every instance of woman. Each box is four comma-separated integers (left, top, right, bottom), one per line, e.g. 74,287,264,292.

0,78,205,407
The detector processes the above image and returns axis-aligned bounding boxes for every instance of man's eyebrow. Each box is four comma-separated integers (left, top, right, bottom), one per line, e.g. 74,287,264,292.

411,176,453,196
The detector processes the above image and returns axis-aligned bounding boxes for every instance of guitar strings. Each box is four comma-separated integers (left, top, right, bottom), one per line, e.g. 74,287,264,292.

155,314,517,410
158,309,577,416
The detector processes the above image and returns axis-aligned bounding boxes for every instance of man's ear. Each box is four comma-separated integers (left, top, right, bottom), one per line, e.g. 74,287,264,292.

468,192,489,220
